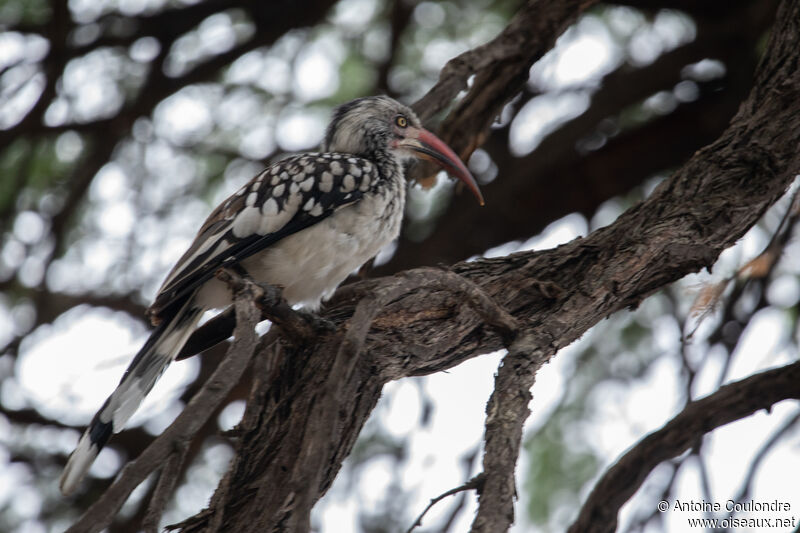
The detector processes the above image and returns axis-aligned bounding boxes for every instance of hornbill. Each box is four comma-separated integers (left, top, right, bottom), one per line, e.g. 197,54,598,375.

60,95,484,494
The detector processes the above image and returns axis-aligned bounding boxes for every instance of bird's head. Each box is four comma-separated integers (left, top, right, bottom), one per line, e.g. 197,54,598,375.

323,96,484,205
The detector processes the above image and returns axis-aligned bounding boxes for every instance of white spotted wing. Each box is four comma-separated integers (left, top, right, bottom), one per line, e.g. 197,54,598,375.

148,153,378,319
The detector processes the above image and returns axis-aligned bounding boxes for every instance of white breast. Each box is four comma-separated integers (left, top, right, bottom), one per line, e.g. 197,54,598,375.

196,186,405,311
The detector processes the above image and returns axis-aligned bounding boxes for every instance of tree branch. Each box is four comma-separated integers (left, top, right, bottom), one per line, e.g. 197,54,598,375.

141,439,189,533
412,0,598,123
406,473,486,533
567,360,800,533
470,333,549,532
409,0,600,194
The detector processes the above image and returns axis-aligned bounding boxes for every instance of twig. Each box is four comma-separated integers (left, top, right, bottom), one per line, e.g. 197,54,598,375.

687,185,800,340
568,360,800,533
406,474,486,533
694,450,715,519
142,440,189,532
437,448,482,533
731,409,800,504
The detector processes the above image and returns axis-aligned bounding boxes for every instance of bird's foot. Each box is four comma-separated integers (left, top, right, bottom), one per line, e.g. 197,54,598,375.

296,309,337,333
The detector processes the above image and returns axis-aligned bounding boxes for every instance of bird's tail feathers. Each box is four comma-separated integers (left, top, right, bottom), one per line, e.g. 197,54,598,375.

59,300,204,495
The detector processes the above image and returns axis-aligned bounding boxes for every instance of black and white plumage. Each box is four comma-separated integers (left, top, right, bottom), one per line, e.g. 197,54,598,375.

59,96,483,495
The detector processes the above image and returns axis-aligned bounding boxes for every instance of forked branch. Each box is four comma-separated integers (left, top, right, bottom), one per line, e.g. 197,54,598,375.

568,360,800,533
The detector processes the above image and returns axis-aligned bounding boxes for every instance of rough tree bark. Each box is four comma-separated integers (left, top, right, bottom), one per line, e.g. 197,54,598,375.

65,0,800,531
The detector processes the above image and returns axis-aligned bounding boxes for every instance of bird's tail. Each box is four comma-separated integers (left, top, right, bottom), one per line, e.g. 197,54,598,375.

59,298,204,495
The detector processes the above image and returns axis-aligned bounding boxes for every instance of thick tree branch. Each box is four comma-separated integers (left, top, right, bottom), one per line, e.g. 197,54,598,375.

567,360,800,533
171,0,800,529
409,0,599,192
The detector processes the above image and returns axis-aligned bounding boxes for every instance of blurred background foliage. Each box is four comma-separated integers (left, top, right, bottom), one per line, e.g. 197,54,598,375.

0,0,798,532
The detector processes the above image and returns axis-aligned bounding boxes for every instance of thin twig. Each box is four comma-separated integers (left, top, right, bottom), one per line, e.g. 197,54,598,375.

437,447,481,533
687,185,800,340
406,474,486,533
693,449,715,519
731,409,800,504
142,440,190,532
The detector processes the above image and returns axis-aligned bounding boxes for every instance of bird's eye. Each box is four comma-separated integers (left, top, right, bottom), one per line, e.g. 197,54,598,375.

395,115,408,128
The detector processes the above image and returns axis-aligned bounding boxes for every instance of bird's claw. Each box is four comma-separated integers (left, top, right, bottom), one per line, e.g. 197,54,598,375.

296,309,337,333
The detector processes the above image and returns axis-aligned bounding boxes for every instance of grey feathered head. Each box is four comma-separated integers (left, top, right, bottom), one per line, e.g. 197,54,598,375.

323,96,419,156
321,95,484,204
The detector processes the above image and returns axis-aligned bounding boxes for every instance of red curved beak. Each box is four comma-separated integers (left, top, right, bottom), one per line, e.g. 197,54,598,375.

400,127,485,206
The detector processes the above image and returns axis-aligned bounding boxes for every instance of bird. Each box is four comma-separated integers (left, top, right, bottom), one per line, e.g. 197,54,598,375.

59,95,484,495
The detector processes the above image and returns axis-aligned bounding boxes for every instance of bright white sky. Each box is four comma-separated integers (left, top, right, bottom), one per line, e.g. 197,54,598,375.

3,2,799,532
